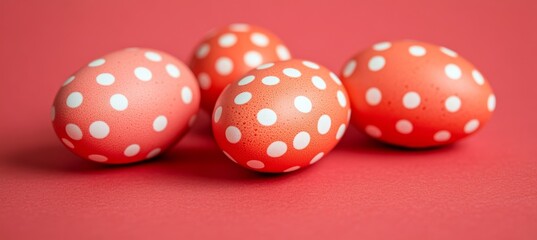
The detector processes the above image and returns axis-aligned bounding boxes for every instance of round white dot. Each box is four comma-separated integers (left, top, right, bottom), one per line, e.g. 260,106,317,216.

181,87,193,104
373,42,391,51
336,91,347,108
96,73,115,86
329,72,342,85
63,75,75,86
488,94,496,112
310,152,324,165
302,61,320,69
368,56,386,72
395,119,413,134
166,64,180,78
244,51,263,67
408,45,427,56
365,125,382,138
343,60,356,78
89,121,110,139
88,58,105,67
50,106,55,121
247,160,265,169
198,73,211,90
440,47,458,57
262,76,280,86
134,67,152,81
283,68,301,78
472,70,485,85
250,32,269,47
317,115,332,135
109,94,128,111
365,87,382,106
238,75,255,86
65,123,83,140
88,154,108,162
223,151,236,163
444,64,462,80
144,51,162,62
62,138,74,149
147,148,162,159
267,141,287,158
234,92,252,105
256,63,274,70
434,131,451,142
464,119,480,134
311,76,326,90
229,23,250,32
215,57,234,75
124,144,140,157
276,45,291,60
196,44,210,59
153,115,168,132
402,91,421,109
257,108,277,126
214,106,223,123
445,96,462,112
293,131,311,150
283,166,300,173
66,92,83,108
218,33,237,48
225,126,241,143
336,124,346,140
294,96,312,113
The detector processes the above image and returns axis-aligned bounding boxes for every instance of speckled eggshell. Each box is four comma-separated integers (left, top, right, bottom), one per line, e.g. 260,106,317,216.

212,59,351,173
190,23,292,112
340,40,496,148
51,48,200,164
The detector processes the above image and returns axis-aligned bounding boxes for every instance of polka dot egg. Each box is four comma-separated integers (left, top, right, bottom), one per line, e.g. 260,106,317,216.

190,23,291,112
212,59,350,173
340,40,495,148
52,48,200,164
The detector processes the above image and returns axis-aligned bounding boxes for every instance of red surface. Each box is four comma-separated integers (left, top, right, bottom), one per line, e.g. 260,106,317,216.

1,0,536,239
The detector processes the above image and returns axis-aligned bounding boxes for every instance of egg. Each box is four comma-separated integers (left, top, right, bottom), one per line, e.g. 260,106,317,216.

340,40,496,148
212,59,350,173
51,48,200,164
190,23,291,112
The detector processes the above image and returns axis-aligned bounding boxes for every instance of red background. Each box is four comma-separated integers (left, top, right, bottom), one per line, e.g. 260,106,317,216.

1,0,536,239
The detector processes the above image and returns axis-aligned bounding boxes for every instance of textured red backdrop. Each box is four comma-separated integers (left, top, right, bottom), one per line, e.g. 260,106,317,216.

1,0,536,239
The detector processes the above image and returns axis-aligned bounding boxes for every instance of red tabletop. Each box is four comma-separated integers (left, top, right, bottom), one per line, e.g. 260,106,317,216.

1,0,536,239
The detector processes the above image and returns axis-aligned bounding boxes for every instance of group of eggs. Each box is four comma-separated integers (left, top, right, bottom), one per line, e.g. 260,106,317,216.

52,23,496,173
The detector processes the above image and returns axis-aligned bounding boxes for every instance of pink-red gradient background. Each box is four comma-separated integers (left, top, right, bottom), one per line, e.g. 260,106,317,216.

1,0,536,239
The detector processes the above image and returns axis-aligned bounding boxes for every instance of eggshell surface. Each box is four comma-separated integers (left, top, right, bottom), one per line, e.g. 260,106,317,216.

52,48,200,164
212,59,350,173
340,40,495,148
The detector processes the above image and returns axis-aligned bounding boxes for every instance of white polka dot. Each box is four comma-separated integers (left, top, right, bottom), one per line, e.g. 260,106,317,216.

317,115,331,135
88,154,108,162
234,92,252,105
276,45,291,60
302,61,320,69
283,166,300,172
229,23,250,32
198,73,211,90
223,151,236,163
336,124,346,140
368,56,386,71
311,76,326,90
153,115,168,132
373,41,391,51
283,68,301,78
365,87,382,106
294,96,312,113
445,96,462,112
65,123,83,140
214,106,223,123
144,51,162,62
488,94,496,112
66,92,83,108
89,121,110,139
88,58,105,67
464,119,480,134
110,94,128,111
445,64,462,80
247,160,265,169
166,64,180,78
63,76,75,86
124,144,140,157
310,152,324,165
329,72,342,85
238,75,255,86
434,131,451,142
472,70,485,85
181,87,193,104
402,91,421,109
343,60,356,78
244,51,263,67
440,47,458,57
262,76,280,85
218,33,237,48
250,32,269,47
337,91,347,108
267,141,287,158
61,138,74,148
408,45,427,56
96,73,115,86
293,131,310,150
257,108,277,126
134,67,152,81
396,119,413,134
146,148,161,159
215,57,234,75
50,106,55,121
225,126,241,144
365,125,382,138
196,44,210,59
256,63,274,70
